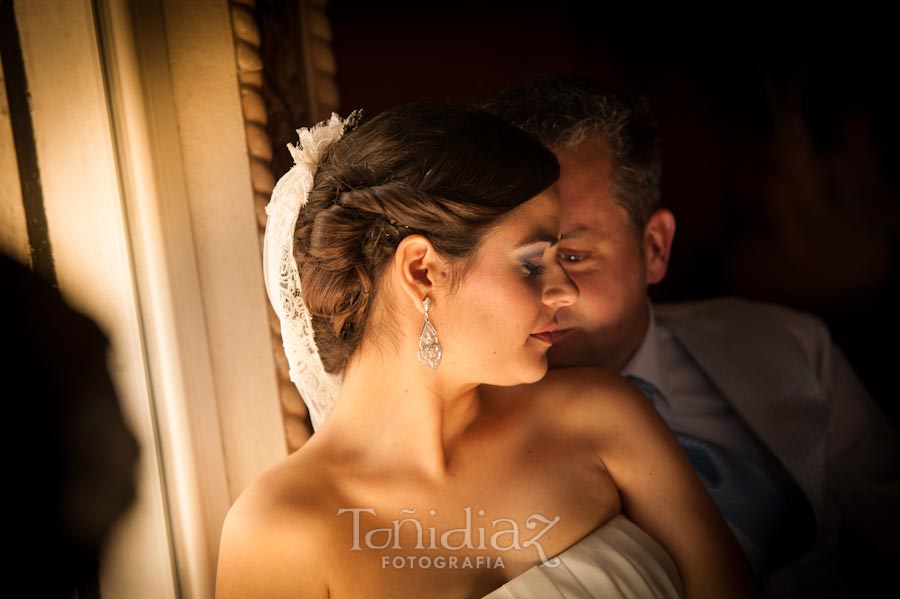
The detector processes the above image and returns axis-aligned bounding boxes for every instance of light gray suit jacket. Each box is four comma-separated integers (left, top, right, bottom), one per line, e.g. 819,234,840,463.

654,297,899,598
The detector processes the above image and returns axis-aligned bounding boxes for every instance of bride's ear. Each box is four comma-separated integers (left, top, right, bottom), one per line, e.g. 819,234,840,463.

393,234,451,312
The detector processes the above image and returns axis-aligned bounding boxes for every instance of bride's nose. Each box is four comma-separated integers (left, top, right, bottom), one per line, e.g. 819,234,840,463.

542,259,578,307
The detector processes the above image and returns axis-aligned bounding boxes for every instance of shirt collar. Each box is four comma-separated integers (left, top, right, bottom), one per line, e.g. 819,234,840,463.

621,302,670,402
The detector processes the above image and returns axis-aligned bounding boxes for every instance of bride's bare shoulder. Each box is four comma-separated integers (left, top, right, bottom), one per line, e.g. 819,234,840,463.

215,450,334,598
539,366,627,394
524,367,653,434
537,367,638,408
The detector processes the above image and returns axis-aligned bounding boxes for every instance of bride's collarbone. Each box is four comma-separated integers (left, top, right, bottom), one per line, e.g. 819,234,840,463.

310,426,622,546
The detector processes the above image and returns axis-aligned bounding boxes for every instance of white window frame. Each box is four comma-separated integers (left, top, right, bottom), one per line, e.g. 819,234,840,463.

11,0,287,596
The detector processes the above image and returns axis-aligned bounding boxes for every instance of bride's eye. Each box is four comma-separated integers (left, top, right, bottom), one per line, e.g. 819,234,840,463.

522,261,546,277
516,241,553,277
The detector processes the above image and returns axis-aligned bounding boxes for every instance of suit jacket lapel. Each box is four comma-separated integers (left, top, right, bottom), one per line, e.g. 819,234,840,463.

655,299,831,536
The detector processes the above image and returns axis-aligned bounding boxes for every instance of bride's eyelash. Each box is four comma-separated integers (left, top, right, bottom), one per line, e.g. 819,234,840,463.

523,261,545,277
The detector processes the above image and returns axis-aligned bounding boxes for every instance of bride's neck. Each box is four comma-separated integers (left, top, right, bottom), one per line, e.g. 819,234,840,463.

323,340,483,482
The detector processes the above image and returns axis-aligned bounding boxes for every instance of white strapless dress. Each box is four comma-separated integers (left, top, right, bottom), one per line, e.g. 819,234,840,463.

480,514,683,599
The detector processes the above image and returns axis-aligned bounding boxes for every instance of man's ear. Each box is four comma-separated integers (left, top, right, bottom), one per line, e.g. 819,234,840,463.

393,234,451,313
643,208,676,285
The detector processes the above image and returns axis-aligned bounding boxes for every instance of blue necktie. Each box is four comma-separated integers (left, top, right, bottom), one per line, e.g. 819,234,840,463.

626,374,791,575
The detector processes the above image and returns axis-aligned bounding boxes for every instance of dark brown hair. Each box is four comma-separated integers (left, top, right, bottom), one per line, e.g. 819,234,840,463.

294,103,559,372
478,76,661,235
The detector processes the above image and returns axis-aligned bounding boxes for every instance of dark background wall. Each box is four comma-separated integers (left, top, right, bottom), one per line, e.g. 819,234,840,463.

280,2,900,427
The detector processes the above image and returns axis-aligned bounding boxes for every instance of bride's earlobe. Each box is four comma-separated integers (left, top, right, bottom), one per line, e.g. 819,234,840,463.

394,234,445,313
394,236,445,371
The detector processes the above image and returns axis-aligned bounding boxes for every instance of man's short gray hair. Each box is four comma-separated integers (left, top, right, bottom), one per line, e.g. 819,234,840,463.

478,76,662,235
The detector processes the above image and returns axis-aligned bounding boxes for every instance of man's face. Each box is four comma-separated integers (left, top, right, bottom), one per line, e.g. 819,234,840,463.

548,139,652,371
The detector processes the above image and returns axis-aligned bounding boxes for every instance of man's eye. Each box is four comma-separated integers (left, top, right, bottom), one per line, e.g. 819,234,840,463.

558,253,583,263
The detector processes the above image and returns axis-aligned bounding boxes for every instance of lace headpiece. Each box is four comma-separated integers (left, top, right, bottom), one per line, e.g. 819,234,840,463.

262,111,362,431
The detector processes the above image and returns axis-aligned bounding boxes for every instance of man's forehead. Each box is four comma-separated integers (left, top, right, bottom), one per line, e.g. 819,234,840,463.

556,149,614,204
560,226,600,241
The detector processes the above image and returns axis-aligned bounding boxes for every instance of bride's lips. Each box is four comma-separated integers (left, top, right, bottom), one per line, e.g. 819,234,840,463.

530,322,562,345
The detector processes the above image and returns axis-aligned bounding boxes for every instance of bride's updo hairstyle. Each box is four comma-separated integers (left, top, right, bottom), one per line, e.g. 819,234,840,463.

294,103,559,373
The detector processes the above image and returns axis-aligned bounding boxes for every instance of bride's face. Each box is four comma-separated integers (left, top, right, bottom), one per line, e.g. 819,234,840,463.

438,186,578,385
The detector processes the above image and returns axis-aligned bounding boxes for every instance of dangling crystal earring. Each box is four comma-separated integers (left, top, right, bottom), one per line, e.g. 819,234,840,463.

417,297,442,371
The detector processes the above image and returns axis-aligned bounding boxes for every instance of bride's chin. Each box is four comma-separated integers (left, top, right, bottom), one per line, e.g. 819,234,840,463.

481,360,547,387
518,358,549,385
